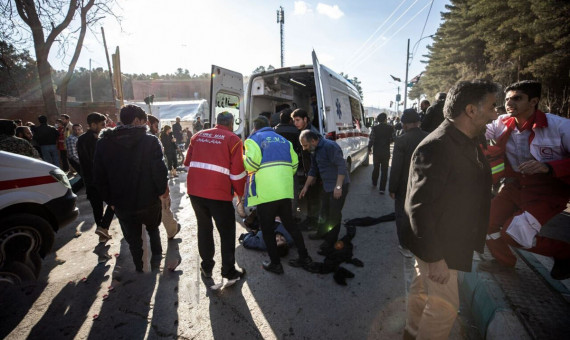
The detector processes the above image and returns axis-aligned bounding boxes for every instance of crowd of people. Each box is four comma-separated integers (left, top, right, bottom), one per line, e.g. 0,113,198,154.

1,78,569,339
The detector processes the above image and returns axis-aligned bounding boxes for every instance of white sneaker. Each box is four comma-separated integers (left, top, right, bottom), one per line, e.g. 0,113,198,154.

95,226,112,240
398,245,414,258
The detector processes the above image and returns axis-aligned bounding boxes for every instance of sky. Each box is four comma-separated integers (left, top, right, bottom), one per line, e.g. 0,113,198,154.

46,0,449,109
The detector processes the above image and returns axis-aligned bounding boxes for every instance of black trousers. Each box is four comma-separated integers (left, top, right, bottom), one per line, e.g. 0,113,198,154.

86,185,115,230
256,198,308,264
68,158,84,192
304,179,322,224
394,193,414,249
372,152,390,191
190,195,236,276
165,151,177,170
59,149,69,171
114,201,162,272
317,183,349,245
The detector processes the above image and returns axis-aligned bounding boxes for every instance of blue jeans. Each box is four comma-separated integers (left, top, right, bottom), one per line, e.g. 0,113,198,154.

40,144,60,167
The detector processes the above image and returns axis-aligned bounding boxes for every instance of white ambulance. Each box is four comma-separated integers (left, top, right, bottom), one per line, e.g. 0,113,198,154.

0,151,78,284
209,51,370,172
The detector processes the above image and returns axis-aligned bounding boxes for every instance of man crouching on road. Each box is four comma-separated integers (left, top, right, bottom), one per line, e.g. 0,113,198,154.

93,105,168,273
244,116,312,275
184,111,246,281
299,129,350,253
404,80,498,339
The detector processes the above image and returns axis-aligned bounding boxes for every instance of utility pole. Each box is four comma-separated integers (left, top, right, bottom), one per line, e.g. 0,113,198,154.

89,59,93,102
101,27,116,104
404,38,410,109
276,6,285,68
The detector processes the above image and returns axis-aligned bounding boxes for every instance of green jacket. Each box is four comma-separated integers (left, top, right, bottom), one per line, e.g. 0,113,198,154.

244,127,298,207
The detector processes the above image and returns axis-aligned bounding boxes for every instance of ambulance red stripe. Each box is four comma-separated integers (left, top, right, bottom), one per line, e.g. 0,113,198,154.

0,176,58,190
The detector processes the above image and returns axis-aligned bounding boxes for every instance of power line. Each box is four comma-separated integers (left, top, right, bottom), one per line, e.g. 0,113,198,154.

350,0,433,71
410,0,435,62
344,0,408,68
346,0,421,71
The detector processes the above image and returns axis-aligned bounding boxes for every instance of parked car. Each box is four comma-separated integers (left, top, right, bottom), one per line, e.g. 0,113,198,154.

0,151,78,284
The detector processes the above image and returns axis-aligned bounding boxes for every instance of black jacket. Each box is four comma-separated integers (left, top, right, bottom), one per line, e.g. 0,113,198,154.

77,129,99,187
368,123,394,156
34,123,59,146
274,123,301,155
160,132,177,154
421,100,445,133
389,127,428,197
93,125,168,211
405,119,492,271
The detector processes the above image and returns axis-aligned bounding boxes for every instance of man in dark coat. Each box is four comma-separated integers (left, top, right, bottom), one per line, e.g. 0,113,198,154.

34,115,60,167
404,80,498,339
421,92,447,133
388,109,428,257
77,112,115,243
368,113,394,194
93,105,168,272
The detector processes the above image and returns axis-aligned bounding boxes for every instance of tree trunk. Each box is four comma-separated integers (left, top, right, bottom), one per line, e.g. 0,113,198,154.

35,45,59,123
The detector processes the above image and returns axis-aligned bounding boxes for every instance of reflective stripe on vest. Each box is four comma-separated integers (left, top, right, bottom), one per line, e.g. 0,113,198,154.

190,161,245,180
491,162,505,175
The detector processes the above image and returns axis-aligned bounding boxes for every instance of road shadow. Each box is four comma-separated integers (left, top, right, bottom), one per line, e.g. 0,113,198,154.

149,238,182,338
228,162,409,339
87,237,158,339
27,263,111,339
0,280,48,338
205,274,264,339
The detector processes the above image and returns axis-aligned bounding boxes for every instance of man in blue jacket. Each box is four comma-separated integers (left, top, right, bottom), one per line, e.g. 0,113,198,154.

93,105,168,273
244,116,311,274
299,130,350,252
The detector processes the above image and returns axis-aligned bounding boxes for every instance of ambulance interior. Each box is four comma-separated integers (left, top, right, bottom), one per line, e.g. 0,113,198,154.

247,69,321,133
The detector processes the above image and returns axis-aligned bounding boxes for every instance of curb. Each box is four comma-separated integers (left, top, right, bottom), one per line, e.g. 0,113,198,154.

458,260,530,339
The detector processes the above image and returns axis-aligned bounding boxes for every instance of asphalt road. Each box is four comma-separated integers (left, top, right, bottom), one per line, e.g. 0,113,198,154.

0,155,477,339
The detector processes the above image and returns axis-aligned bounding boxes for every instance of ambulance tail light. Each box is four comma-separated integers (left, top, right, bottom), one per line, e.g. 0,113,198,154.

325,131,337,140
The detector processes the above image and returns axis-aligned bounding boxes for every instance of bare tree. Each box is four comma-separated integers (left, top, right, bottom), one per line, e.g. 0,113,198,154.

1,0,117,121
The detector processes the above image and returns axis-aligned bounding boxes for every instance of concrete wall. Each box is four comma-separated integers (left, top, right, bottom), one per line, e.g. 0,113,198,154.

0,101,118,126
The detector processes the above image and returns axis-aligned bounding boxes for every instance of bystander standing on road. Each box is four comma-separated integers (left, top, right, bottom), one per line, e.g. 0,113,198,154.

299,129,350,253
77,113,115,243
0,119,40,159
368,113,394,194
59,114,73,172
244,116,312,275
183,111,246,281
421,92,447,133
147,114,180,240
482,80,570,279
93,105,168,273
292,109,322,231
65,124,83,175
160,125,178,178
404,80,498,339
418,100,430,122
172,117,183,144
388,109,427,258
193,116,203,133
34,115,60,167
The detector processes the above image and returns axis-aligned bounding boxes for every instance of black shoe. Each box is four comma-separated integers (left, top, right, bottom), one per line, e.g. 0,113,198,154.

262,261,284,274
379,190,385,195
222,268,245,280
308,231,326,240
288,256,312,268
200,267,212,278
551,258,570,280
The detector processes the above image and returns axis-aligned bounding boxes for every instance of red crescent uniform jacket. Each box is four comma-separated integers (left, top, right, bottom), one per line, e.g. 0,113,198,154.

184,125,246,201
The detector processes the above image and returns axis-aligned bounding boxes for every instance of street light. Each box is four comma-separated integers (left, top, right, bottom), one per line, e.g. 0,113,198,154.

404,35,434,109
